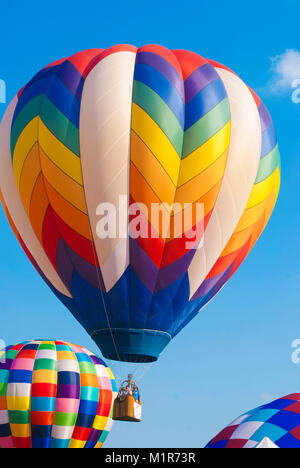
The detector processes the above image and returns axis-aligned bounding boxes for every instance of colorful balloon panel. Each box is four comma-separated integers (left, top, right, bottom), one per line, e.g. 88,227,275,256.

0,45,280,363
205,394,300,448
0,340,117,448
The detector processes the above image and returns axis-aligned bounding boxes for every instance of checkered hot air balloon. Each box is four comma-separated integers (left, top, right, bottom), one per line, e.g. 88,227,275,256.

205,394,300,448
0,45,280,363
0,340,117,448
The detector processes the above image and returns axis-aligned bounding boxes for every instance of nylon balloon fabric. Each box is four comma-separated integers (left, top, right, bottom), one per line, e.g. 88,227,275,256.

0,45,281,363
0,340,117,448
205,394,300,448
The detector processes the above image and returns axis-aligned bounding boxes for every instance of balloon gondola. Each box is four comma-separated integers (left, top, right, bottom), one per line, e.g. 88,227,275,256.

113,374,142,422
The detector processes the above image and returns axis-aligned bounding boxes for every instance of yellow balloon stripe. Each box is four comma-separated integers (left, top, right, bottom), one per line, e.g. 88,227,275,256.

39,120,83,186
246,166,280,209
175,150,228,205
40,146,88,214
13,117,39,188
262,169,280,231
235,171,280,232
12,115,86,245
131,97,230,244
130,140,227,216
222,166,280,257
131,103,180,185
130,130,176,206
178,121,231,186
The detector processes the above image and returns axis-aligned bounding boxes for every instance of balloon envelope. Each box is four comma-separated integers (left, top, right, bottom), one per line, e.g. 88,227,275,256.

0,340,117,448
206,394,300,448
0,45,280,362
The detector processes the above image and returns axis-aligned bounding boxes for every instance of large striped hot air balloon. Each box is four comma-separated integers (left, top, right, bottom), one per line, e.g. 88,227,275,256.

0,45,280,363
0,340,117,448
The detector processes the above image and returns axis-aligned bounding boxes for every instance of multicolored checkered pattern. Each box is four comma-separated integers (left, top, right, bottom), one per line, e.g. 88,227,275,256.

206,393,300,448
0,340,117,448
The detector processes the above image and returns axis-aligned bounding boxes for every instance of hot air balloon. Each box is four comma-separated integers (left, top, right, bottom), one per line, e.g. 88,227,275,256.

0,45,280,365
0,340,117,448
205,393,300,448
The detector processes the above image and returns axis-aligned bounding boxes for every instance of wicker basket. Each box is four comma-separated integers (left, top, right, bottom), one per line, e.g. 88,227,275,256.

113,394,142,422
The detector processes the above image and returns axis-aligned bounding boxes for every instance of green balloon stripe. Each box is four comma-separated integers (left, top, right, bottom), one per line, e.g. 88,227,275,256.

133,79,184,157
39,95,80,157
10,95,41,155
255,144,280,183
182,98,230,158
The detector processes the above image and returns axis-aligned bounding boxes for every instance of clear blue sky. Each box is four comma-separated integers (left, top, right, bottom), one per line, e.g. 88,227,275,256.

0,0,300,448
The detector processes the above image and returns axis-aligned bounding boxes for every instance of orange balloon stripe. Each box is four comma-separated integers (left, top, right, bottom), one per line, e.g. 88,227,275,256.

29,173,49,245
19,143,41,214
130,161,221,243
39,146,88,214
246,211,266,254
175,150,228,205
208,185,279,280
169,180,223,241
228,236,253,279
130,130,176,206
43,178,93,241
222,184,279,257
130,147,226,213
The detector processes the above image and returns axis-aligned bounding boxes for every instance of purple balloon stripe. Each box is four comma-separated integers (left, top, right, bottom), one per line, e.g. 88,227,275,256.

184,62,219,104
136,51,185,101
191,262,234,301
129,237,159,292
57,60,85,101
211,262,233,298
56,238,74,291
64,243,105,291
154,248,196,293
258,100,272,133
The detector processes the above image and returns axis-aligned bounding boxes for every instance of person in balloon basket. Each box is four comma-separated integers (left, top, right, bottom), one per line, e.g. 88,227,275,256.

118,386,127,400
133,385,141,403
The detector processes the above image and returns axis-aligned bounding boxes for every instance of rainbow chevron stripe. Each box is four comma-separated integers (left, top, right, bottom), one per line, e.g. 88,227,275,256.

0,45,280,362
0,340,116,448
